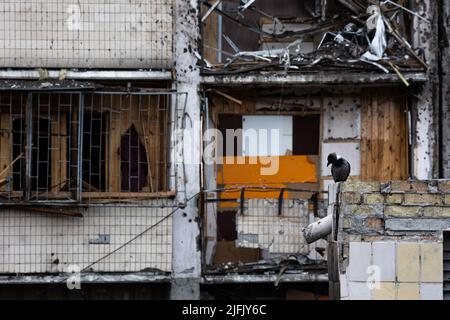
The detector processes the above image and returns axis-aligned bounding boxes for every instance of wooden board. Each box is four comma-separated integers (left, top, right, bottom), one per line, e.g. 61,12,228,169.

51,113,67,191
361,90,409,181
202,0,219,64
0,113,12,190
0,113,11,191
97,94,165,193
213,241,260,266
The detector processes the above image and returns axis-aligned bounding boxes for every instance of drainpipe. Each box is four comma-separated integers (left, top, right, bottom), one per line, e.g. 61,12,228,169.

303,215,333,244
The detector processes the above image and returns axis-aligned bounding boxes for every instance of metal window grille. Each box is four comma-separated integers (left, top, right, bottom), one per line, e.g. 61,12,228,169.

0,90,186,207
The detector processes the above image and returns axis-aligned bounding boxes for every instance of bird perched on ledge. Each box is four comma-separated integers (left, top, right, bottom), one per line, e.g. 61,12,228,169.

327,153,351,182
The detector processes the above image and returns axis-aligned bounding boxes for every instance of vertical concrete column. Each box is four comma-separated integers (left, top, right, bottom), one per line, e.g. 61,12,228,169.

412,0,439,179
441,1,450,178
171,0,202,300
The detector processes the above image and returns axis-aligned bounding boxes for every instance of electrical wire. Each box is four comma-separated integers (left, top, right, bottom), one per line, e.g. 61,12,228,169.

37,191,201,295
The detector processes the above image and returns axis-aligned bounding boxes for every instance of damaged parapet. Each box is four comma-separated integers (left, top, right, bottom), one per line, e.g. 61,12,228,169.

201,0,429,80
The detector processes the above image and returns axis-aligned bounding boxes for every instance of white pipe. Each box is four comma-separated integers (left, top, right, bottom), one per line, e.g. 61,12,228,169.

303,215,333,244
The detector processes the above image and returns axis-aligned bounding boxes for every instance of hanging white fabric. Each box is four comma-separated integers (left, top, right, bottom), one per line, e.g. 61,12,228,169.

362,5,387,61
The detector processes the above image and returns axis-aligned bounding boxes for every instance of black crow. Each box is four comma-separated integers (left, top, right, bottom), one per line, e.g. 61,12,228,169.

327,153,351,182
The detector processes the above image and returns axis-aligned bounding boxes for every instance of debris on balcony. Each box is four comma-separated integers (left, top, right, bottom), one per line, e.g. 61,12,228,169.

206,253,327,275
201,0,428,77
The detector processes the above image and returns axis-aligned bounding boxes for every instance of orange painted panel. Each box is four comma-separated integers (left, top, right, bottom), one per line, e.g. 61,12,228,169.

218,156,318,185
217,156,318,206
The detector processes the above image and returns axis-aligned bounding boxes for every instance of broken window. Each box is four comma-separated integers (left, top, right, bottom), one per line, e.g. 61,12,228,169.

30,117,52,191
0,91,175,206
205,95,324,270
120,124,149,192
0,92,81,202
82,111,107,192
11,117,26,191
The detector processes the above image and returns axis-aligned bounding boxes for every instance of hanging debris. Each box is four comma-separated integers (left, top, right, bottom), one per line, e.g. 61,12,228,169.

201,0,428,79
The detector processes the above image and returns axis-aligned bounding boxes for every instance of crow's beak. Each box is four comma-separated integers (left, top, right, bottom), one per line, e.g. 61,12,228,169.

327,161,331,167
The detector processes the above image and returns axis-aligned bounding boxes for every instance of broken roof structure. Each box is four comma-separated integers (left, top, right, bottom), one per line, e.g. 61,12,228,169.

201,0,427,85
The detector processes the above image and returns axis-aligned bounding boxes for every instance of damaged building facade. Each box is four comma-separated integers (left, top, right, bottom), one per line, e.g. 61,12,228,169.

0,0,448,300
200,0,449,300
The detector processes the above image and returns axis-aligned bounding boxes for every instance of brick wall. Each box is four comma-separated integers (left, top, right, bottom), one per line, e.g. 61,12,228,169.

329,180,450,300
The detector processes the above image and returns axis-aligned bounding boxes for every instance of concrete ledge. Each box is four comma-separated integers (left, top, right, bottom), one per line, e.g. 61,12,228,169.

202,272,328,284
0,272,171,284
201,72,428,86
0,69,172,81
0,272,328,284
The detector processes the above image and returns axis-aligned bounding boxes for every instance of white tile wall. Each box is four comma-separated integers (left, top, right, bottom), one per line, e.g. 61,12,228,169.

420,283,444,300
0,0,173,69
372,242,396,281
0,199,175,273
347,242,372,282
348,281,372,300
342,241,444,300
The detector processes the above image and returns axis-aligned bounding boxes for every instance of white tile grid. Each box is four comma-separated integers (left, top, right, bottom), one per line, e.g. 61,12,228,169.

347,242,372,282
345,241,444,300
0,199,175,273
0,0,173,68
348,281,372,300
420,283,443,300
372,242,396,281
